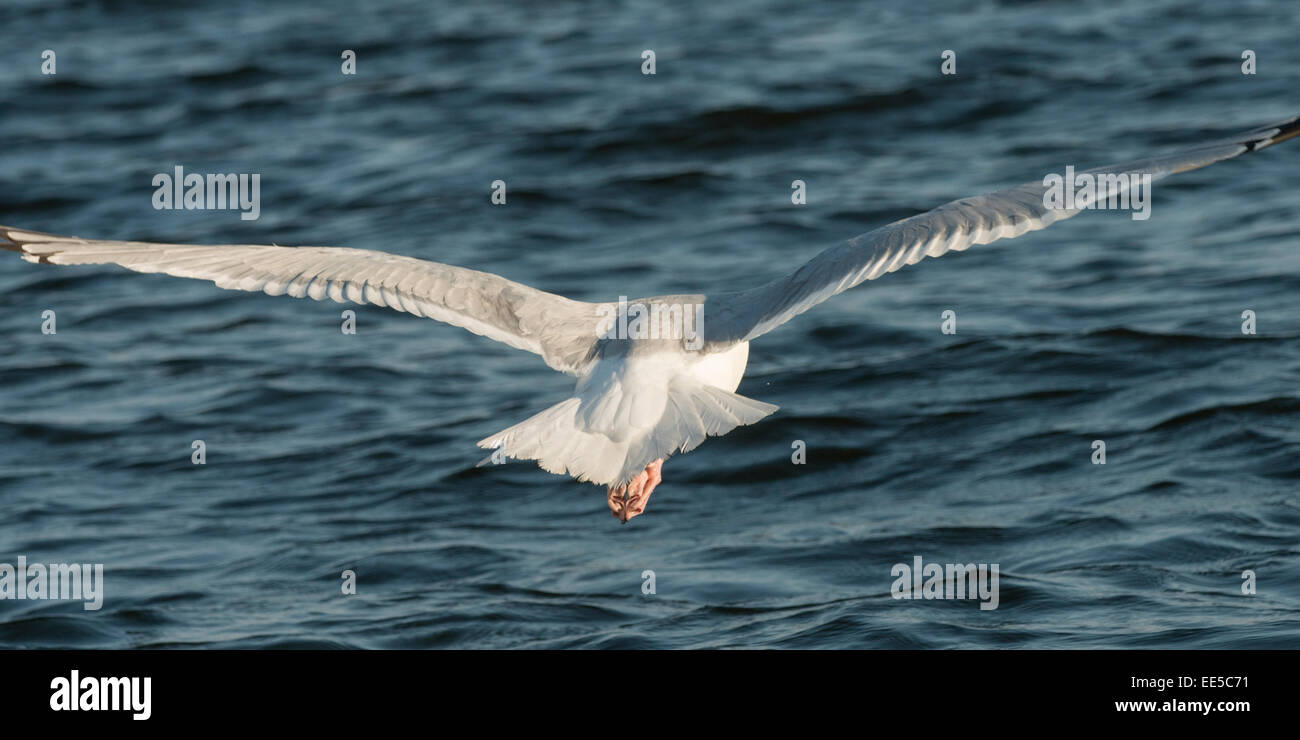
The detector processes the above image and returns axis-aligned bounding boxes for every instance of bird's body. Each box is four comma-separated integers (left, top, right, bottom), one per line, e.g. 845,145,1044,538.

4,114,1297,521
480,325,768,521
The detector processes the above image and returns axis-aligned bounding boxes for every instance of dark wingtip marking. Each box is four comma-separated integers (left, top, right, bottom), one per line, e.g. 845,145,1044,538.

0,225,63,263
1266,115,1300,147
0,227,26,254
1245,115,1300,152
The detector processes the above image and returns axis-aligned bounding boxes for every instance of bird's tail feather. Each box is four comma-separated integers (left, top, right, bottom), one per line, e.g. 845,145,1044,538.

476,377,778,487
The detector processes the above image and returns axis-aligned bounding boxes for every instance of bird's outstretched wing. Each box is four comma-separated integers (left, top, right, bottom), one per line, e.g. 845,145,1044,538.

0,227,602,374
703,115,1300,346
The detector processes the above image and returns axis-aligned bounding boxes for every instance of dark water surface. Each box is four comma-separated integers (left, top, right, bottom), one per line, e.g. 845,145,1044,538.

1,0,1298,648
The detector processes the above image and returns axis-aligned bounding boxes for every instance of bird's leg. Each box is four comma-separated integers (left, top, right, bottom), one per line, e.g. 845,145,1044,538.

621,459,664,522
607,473,641,522
606,459,665,523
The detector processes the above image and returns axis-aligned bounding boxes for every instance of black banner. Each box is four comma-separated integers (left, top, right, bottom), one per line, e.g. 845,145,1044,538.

0,649,1284,725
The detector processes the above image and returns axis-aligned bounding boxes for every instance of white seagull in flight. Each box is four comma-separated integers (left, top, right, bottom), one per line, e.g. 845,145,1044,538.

4,115,1297,522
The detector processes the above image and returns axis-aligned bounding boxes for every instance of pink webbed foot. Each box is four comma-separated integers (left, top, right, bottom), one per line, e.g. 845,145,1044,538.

607,458,665,523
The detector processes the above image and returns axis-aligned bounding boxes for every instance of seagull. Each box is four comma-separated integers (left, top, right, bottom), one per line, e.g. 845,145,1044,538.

3,115,1297,522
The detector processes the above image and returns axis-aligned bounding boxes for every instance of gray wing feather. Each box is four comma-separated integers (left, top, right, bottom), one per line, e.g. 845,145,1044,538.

0,228,602,374
704,115,1300,346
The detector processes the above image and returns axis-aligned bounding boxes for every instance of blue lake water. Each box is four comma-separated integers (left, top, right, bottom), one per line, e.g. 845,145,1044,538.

1,0,1298,648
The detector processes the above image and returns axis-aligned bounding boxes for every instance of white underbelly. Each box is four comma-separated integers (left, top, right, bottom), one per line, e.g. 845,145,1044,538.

688,341,750,392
